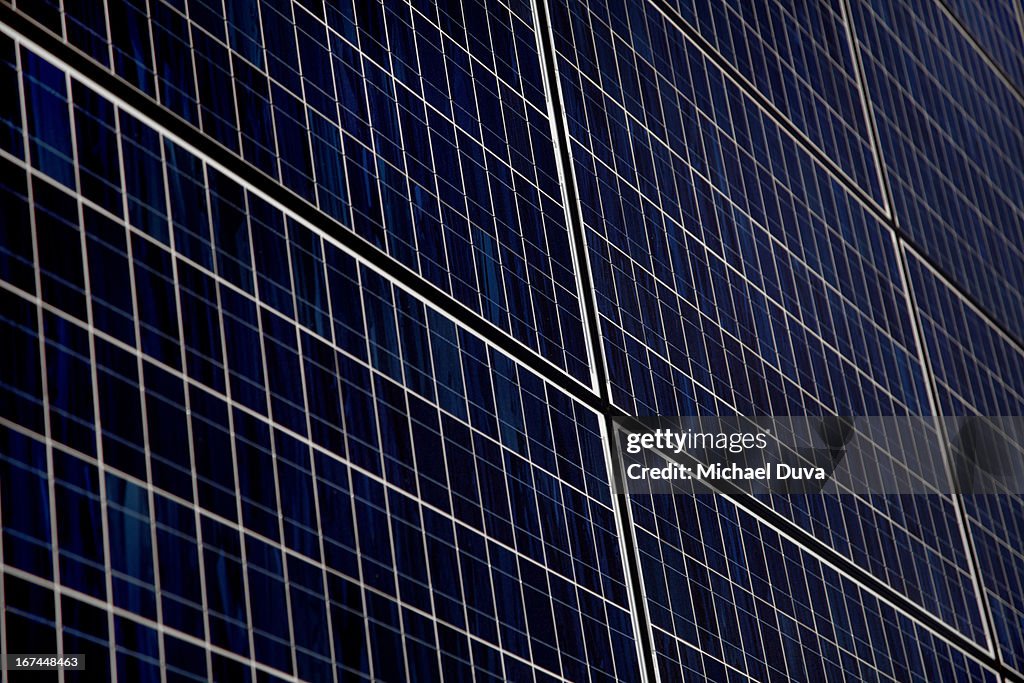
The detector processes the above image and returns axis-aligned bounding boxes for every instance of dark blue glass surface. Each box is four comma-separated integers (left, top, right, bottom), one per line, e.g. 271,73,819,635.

1,0,1022,680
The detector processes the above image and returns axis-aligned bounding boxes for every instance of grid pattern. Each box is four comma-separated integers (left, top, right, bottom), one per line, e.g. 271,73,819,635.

939,0,1024,94
909,251,1024,673
0,37,639,682
851,0,1024,344
660,0,885,202
551,0,986,646
11,0,594,380
630,481,998,683
0,0,1023,681
554,0,919,417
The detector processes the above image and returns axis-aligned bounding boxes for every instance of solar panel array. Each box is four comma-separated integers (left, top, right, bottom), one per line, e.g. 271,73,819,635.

1,0,1022,680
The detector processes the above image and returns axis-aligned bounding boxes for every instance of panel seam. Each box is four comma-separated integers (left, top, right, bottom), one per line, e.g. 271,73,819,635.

531,1,661,681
